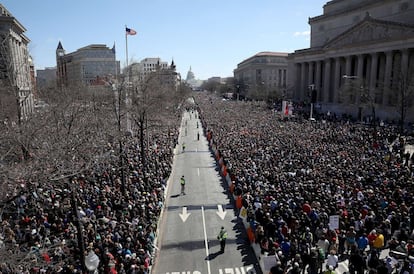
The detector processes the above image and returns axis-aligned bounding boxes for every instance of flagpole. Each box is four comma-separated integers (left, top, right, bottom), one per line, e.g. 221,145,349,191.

125,25,131,134
125,25,129,68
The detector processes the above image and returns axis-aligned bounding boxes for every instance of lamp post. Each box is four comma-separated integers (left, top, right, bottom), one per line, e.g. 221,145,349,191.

308,84,316,120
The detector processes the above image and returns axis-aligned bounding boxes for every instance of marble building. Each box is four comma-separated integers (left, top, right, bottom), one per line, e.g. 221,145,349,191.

128,58,180,91
288,0,414,121
0,4,34,121
234,52,288,99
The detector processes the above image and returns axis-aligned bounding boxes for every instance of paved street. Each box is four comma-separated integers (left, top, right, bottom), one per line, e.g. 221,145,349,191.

152,110,261,274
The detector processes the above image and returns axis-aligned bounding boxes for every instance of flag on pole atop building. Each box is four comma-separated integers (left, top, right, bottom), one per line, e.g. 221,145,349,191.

125,27,137,35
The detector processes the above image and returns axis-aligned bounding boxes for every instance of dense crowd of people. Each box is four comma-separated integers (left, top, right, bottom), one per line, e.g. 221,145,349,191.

0,123,179,273
2,92,414,273
195,93,414,274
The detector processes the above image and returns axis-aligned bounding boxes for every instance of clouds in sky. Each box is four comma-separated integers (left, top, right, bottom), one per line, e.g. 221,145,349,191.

293,31,310,37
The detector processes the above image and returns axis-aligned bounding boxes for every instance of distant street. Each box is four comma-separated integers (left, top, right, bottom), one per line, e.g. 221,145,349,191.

152,110,261,274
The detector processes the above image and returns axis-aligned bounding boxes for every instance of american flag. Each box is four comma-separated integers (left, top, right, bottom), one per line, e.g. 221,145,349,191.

125,27,137,36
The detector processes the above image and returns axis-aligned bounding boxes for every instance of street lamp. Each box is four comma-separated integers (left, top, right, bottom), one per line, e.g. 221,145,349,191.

308,84,317,120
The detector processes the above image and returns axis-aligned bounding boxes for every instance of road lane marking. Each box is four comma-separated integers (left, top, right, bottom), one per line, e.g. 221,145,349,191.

165,267,255,274
201,206,211,274
197,168,200,177
219,265,256,274
179,207,191,222
216,204,226,220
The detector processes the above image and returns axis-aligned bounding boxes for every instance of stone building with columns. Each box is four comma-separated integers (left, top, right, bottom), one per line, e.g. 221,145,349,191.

288,0,414,122
0,4,34,122
234,51,288,100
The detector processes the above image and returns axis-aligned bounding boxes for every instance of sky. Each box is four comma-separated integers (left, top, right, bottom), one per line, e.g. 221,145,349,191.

2,0,328,80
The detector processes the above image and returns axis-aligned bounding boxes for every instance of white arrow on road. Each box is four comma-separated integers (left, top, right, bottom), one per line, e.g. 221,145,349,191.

179,206,191,222
216,204,227,220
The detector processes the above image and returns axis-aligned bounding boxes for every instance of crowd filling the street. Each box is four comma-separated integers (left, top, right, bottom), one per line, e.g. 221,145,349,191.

1,92,414,273
194,93,414,274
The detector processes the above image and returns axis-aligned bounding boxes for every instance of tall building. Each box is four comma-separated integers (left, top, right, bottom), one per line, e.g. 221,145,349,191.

288,0,414,121
234,52,288,99
0,4,34,122
129,57,169,82
56,42,120,88
129,57,180,90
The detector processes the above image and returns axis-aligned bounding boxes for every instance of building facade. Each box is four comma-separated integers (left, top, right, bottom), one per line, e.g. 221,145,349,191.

129,57,180,90
288,0,414,121
56,42,120,88
129,57,169,82
0,4,34,121
36,67,57,89
234,52,288,99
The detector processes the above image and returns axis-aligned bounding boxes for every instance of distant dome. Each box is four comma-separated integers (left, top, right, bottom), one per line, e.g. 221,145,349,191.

186,66,195,81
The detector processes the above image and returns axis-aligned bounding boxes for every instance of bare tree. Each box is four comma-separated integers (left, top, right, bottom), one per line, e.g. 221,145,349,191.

393,71,414,133
340,77,379,123
128,67,183,179
200,80,220,93
0,83,119,272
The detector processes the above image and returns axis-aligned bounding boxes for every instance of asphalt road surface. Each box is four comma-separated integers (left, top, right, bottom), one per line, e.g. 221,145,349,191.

151,110,262,274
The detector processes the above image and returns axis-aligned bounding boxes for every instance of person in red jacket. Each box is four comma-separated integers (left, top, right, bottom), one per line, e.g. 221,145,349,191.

367,229,377,247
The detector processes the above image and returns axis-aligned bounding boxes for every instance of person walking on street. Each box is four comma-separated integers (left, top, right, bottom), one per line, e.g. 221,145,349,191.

217,226,228,253
182,142,186,153
180,175,186,195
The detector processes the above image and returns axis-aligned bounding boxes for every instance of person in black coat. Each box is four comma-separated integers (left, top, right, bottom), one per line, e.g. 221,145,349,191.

348,246,365,274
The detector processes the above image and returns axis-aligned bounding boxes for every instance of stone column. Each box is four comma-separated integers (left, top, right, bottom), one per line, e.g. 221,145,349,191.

383,51,393,105
315,61,322,102
308,61,314,86
401,49,409,77
295,63,301,100
357,54,364,80
17,42,21,84
334,57,341,103
356,55,364,105
299,62,306,100
369,53,378,103
323,58,331,103
345,55,352,77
